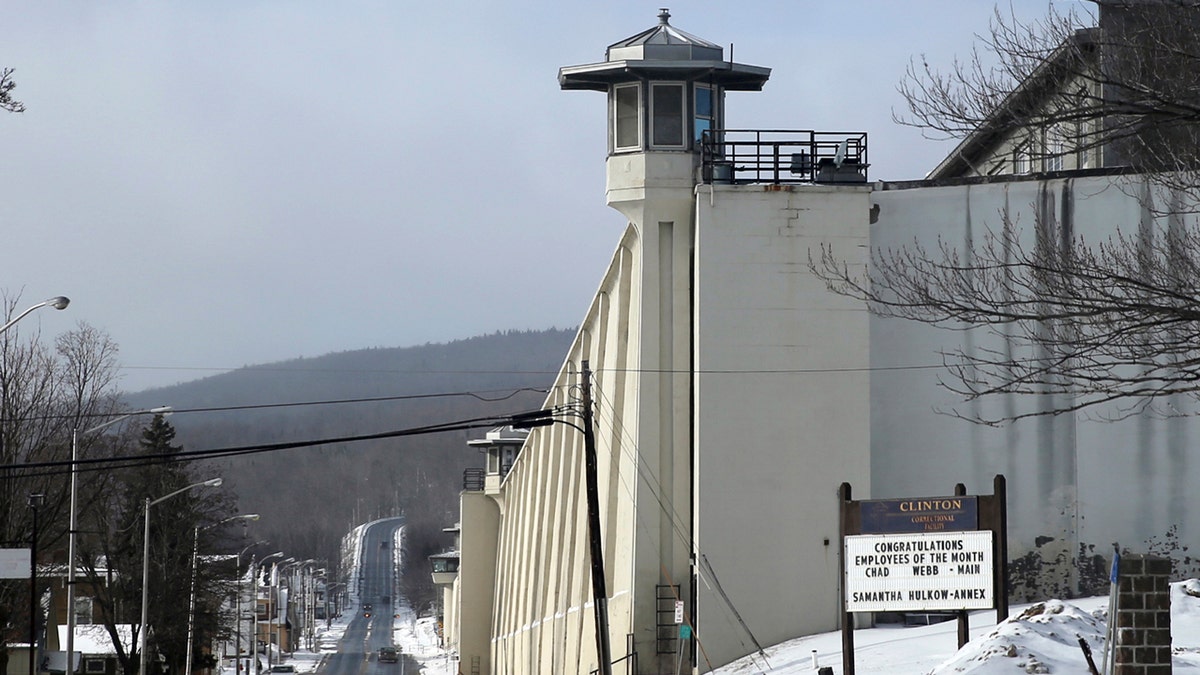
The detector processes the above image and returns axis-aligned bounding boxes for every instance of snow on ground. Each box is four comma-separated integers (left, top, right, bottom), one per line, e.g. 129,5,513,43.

257,525,1200,674
386,525,457,675
715,579,1200,674
391,601,455,675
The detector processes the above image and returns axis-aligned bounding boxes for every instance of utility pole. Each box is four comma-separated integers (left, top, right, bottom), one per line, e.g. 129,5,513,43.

581,360,613,675
28,493,45,675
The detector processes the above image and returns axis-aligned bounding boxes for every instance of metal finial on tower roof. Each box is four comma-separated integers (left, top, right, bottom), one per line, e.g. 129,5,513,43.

658,8,670,24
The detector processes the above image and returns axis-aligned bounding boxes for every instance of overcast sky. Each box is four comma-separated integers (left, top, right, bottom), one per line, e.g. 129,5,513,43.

3,1,1070,393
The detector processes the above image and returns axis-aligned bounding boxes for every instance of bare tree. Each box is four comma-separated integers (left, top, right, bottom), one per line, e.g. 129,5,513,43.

810,1,1200,425
900,1,1200,180
0,299,122,673
0,68,24,114
813,198,1200,424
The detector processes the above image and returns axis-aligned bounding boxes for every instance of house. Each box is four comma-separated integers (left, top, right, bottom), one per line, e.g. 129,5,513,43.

929,0,1200,179
51,626,134,675
926,26,1105,179
40,563,123,675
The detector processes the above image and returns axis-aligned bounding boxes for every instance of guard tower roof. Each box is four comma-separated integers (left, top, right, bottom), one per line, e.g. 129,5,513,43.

559,8,770,92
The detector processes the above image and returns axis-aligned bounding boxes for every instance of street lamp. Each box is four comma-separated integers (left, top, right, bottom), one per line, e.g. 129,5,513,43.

0,296,67,674
287,561,317,653
66,406,171,675
234,541,267,675
139,478,222,675
252,552,284,675
301,564,326,651
268,558,296,667
186,515,260,675
0,296,69,335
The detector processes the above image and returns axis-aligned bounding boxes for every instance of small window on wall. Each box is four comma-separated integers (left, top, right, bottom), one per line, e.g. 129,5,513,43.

74,596,94,625
85,660,106,674
1073,87,1091,169
651,83,684,147
694,85,714,145
614,84,640,151
1044,125,1065,172
1013,141,1032,174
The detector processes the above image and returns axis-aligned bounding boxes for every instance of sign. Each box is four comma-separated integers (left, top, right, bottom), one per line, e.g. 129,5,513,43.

0,548,30,579
860,496,978,533
673,600,684,624
844,531,993,612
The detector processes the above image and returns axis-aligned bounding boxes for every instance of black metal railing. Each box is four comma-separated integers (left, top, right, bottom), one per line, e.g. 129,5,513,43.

463,467,485,491
700,129,869,185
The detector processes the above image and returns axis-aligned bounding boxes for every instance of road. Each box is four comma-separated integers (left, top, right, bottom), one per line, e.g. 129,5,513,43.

318,518,421,675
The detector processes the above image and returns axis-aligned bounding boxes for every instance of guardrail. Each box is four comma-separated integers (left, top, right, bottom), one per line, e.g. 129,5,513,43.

700,129,869,185
463,468,485,492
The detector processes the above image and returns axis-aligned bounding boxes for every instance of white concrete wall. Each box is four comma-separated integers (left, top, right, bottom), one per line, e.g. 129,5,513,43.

693,183,873,664
471,168,1200,674
483,175,875,672
870,175,1200,597
486,146,700,673
458,493,499,674
490,227,645,674
442,579,458,653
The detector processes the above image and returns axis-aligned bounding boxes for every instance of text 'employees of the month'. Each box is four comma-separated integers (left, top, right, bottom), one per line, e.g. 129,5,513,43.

854,538,986,578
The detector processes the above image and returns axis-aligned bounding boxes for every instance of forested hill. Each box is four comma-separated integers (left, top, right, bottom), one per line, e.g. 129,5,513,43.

123,327,574,609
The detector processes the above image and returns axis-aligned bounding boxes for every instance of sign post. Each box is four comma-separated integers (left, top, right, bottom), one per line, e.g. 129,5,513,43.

838,476,1008,675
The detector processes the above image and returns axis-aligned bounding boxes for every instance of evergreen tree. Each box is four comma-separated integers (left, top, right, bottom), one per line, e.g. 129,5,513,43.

79,415,234,675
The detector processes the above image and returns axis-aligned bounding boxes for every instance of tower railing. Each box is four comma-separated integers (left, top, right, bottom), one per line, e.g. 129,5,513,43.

463,467,485,492
700,129,869,185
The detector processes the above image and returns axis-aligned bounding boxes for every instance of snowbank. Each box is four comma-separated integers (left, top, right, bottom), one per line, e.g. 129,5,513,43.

715,580,1200,674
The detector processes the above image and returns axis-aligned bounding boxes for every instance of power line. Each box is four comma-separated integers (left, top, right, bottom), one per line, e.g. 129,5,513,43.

58,361,952,427
53,360,945,424
164,387,549,414
121,364,564,376
1,412,541,479
11,387,553,425
121,362,943,379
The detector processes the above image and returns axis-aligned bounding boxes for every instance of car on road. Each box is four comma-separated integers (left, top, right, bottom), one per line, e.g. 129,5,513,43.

378,647,398,663
269,666,295,673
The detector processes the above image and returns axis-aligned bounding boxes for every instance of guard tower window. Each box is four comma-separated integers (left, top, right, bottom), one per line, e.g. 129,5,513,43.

614,84,641,151
651,83,685,148
694,85,714,144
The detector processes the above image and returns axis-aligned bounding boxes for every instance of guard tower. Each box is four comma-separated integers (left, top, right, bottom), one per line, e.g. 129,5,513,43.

555,11,775,673
559,8,770,222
